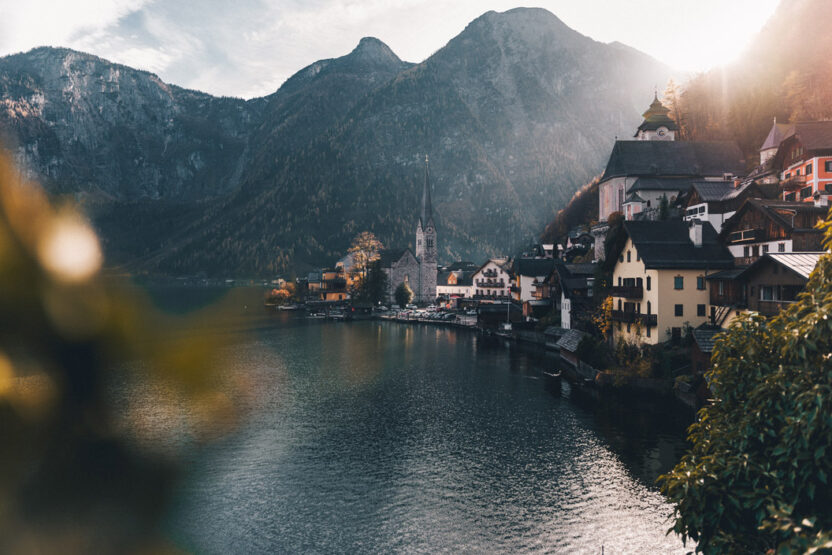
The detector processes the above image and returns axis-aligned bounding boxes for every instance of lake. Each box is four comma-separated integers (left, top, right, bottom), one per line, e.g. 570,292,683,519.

143,288,691,553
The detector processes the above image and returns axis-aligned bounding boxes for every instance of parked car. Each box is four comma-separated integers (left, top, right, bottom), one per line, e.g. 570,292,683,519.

465,310,477,316
406,304,417,310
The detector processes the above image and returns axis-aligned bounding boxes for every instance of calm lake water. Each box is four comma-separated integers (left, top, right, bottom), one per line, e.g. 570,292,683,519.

142,288,691,553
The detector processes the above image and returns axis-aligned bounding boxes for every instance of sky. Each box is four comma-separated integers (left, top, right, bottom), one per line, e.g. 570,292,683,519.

0,0,782,99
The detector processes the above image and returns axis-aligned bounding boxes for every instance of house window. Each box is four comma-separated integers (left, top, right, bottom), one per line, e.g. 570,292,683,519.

752,246,760,257
796,168,802,176
762,245,769,254
697,276,705,290
646,326,651,338
718,281,724,295
761,286,774,301
618,277,622,286
826,161,832,172
674,276,684,290
647,301,651,314
618,299,622,310
675,304,684,316
744,246,750,257
807,163,814,175
697,304,706,317
646,276,651,291
637,277,643,288
785,192,796,202
778,242,786,252
785,172,791,179
627,251,631,262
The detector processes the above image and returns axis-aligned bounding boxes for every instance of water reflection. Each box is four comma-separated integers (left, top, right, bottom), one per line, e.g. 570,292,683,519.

138,291,689,553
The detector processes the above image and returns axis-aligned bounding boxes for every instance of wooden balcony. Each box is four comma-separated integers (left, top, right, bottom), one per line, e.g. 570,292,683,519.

610,285,643,299
781,175,807,191
610,310,657,326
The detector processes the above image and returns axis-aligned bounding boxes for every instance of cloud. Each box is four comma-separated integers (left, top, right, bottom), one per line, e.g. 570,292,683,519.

0,0,782,99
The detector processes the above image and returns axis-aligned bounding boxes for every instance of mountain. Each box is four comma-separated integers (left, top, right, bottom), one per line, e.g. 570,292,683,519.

669,0,832,160
0,47,262,201
0,8,672,276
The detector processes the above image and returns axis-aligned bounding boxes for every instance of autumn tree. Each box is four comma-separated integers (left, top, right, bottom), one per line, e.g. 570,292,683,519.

348,231,384,279
659,217,832,553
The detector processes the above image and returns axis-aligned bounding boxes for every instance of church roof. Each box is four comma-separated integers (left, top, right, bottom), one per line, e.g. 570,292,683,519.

420,155,434,228
634,94,679,135
378,248,414,267
602,141,745,181
760,121,792,151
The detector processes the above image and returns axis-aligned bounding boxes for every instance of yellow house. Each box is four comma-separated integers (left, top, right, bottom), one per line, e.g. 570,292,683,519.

610,220,734,345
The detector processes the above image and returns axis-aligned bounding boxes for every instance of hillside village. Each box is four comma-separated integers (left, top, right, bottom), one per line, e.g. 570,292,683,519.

282,93,832,404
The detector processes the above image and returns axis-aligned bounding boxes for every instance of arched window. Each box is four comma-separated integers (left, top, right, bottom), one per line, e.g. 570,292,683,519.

618,299,622,311
647,301,651,314
646,276,651,291
627,251,631,262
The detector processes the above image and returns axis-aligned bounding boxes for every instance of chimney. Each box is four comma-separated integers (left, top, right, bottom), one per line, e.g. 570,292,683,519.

689,220,703,247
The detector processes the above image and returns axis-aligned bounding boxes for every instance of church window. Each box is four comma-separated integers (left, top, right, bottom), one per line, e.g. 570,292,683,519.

427,238,433,248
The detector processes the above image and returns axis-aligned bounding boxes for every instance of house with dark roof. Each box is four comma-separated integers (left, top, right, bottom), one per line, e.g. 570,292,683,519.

737,252,823,317
436,269,474,307
472,259,512,301
718,198,826,266
683,180,761,233
768,121,832,205
610,220,734,345
512,258,556,303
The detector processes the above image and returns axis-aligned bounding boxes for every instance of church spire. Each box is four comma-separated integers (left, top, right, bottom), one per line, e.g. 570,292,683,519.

421,154,434,228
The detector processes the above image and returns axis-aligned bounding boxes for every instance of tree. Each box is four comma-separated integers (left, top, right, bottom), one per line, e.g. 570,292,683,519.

348,231,384,279
659,218,832,553
351,259,388,304
394,281,413,308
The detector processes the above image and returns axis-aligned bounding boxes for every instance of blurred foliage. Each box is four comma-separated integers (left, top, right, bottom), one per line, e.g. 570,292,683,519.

659,211,832,553
0,152,241,553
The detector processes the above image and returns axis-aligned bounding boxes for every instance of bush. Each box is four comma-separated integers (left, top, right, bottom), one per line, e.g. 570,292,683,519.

659,219,832,553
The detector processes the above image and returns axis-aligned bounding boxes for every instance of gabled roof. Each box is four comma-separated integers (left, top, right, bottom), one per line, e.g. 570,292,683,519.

689,180,755,203
601,141,745,182
720,199,826,238
514,258,556,277
693,327,722,354
760,122,792,151
622,220,734,269
785,121,832,152
624,192,647,204
437,270,474,287
628,177,695,193
738,252,824,281
378,248,414,267
445,261,478,272
555,329,586,353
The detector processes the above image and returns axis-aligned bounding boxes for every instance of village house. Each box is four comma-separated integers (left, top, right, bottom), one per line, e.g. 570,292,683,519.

472,258,512,301
718,198,826,266
766,121,832,205
307,268,349,302
683,180,761,233
436,268,474,307
610,220,734,345
512,258,556,303
736,252,823,317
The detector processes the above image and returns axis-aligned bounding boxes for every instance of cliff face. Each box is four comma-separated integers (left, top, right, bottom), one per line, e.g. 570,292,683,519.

0,47,263,201
0,9,673,276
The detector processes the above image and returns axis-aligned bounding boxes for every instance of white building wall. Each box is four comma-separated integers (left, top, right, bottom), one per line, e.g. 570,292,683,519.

561,293,572,330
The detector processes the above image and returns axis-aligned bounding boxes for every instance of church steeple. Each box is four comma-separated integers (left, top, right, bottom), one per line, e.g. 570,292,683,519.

634,93,678,141
421,154,434,228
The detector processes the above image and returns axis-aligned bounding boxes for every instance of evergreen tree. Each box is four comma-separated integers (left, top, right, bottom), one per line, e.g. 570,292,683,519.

394,281,413,308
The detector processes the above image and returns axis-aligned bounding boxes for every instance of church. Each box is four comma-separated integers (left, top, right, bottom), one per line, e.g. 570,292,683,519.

378,156,438,304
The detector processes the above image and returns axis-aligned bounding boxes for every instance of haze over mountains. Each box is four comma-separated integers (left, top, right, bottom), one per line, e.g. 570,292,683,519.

0,8,672,276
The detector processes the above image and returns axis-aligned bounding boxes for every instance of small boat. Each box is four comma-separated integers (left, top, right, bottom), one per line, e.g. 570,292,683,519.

543,370,562,379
